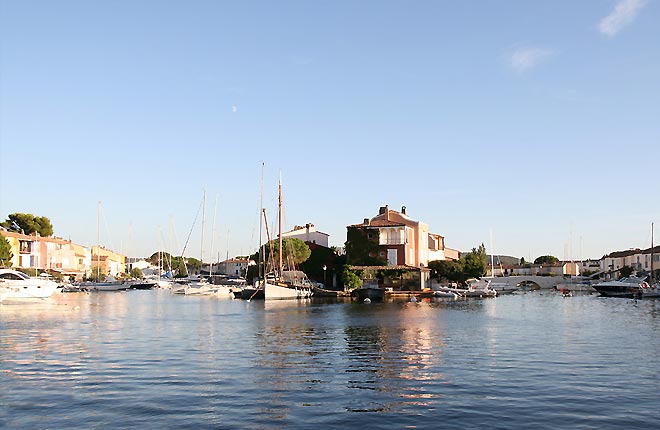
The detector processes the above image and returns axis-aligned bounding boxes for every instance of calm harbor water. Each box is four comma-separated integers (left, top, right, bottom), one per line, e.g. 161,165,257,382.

2,290,660,429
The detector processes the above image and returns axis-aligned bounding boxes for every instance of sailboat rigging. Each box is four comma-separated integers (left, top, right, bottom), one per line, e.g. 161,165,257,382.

243,167,313,300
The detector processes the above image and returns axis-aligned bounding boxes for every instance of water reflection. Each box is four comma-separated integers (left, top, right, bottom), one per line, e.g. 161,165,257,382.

341,302,448,413
3,291,660,429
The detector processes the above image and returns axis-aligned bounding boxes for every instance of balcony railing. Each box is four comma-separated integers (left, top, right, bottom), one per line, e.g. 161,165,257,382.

380,238,405,245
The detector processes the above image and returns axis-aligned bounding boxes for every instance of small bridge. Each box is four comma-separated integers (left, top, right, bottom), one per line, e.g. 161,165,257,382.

490,276,563,289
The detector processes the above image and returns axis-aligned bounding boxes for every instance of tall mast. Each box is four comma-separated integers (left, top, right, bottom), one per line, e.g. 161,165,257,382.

278,171,283,278
200,189,206,265
97,201,101,279
489,228,494,277
210,193,218,277
259,162,264,282
652,222,655,285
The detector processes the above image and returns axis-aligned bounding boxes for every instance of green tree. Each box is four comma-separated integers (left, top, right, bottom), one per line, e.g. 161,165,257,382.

169,256,188,277
342,267,363,290
255,238,311,271
428,260,464,283
299,245,335,283
130,267,143,279
534,255,559,265
619,265,634,277
1,213,54,236
0,237,13,267
269,238,311,268
458,244,488,280
462,252,486,279
186,257,202,272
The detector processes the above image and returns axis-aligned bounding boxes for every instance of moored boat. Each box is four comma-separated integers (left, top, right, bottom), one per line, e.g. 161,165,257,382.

352,286,385,302
0,269,61,301
592,277,649,298
241,286,264,300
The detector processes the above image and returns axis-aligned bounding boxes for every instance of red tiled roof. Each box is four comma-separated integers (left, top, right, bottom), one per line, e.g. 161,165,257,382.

348,219,406,228
348,264,431,272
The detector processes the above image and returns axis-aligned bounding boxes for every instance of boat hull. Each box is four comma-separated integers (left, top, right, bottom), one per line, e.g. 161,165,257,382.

1,283,60,300
80,282,129,291
241,287,264,300
264,281,312,300
353,287,385,302
592,278,648,298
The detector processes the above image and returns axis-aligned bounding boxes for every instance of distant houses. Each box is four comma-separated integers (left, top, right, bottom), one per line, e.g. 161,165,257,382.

212,258,249,277
599,247,660,278
2,206,657,285
0,229,124,280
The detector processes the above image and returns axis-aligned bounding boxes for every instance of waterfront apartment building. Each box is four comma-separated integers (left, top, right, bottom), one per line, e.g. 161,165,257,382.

0,229,126,279
90,246,126,277
600,247,660,277
0,230,91,278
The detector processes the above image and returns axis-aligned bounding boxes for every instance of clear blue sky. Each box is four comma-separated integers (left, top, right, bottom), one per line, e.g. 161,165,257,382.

1,0,658,262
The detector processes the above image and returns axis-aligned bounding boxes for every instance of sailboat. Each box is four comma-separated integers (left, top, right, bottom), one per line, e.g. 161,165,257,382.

245,170,313,300
80,201,128,291
263,174,313,300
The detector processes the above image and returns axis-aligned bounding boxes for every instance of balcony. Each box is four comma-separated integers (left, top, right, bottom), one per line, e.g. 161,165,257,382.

380,238,405,245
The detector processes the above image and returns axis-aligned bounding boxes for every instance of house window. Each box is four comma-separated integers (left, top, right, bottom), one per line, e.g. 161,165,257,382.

20,241,32,253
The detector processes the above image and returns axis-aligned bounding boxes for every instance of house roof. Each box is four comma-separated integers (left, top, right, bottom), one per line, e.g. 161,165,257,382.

348,219,406,228
348,264,431,272
221,258,248,264
0,230,69,243
285,225,330,237
603,249,641,258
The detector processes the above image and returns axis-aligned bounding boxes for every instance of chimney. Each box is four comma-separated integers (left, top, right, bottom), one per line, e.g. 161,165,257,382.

401,206,406,215
363,218,370,225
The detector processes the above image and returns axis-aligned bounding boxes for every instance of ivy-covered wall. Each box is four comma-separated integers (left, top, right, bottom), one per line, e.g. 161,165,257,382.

345,227,387,266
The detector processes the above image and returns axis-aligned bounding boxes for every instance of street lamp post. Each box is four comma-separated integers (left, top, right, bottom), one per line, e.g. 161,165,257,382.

323,265,327,288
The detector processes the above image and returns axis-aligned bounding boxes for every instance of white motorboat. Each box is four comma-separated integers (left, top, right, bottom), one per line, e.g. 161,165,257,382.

434,289,459,299
155,279,173,289
443,282,497,298
212,285,234,298
185,280,217,295
593,276,651,299
0,269,61,301
467,278,517,294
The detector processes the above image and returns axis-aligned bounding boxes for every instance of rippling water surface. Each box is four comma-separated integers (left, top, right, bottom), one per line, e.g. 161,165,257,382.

2,290,660,429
